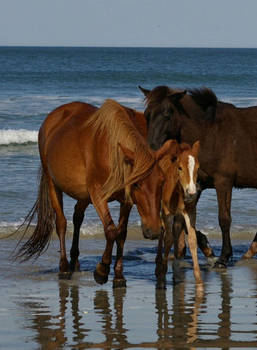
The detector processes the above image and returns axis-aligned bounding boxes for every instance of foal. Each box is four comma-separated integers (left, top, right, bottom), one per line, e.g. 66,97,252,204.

155,141,203,286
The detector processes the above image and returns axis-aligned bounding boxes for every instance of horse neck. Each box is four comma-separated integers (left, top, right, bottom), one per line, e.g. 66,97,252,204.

176,108,209,146
160,156,179,210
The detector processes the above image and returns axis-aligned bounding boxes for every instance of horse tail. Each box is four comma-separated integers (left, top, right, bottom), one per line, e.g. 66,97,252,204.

14,166,55,261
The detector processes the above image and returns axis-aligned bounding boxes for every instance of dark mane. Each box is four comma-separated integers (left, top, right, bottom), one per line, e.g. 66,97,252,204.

188,88,218,122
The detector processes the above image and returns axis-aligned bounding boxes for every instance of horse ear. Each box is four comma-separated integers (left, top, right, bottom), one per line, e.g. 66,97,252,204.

138,85,151,97
179,142,191,151
156,139,179,161
119,143,135,165
169,90,187,101
192,140,200,156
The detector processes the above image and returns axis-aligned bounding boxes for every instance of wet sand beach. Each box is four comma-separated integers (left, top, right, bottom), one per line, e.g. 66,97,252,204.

0,232,257,349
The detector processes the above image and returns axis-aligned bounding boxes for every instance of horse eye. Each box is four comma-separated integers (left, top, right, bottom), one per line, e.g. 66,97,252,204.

133,183,140,190
178,166,183,171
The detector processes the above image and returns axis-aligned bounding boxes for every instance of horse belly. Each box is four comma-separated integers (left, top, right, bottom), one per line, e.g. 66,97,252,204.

235,170,257,188
235,151,257,188
51,160,89,199
45,140,89,200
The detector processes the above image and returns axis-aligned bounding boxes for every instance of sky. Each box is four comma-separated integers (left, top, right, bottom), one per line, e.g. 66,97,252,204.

1,0,257,48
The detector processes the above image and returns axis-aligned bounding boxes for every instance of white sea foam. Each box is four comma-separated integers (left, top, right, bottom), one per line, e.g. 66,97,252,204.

0,129,38,145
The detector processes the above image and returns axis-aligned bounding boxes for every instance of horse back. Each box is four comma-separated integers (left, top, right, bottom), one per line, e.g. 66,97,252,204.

207,105,257,188
39,102,98,145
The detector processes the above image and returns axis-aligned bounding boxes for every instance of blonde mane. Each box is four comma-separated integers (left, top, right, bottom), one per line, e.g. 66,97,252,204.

84,99,155,200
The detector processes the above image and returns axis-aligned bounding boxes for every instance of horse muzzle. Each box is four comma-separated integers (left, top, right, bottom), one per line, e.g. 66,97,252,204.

141,224,162,240
184,191,198,203
184,183,201,203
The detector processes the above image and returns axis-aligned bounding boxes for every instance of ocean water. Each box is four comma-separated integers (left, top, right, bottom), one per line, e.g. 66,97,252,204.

1,46,257,242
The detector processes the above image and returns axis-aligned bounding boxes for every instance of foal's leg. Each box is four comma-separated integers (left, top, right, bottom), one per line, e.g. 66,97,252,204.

185,192,216,262
172,214,186,284
113,202,132,288
70,200,89,272
242,233,257,259
183,212,202,285
48,178,69,276
215,179,233,268
155,218,165,288
91,196,119,284
155,212,174,289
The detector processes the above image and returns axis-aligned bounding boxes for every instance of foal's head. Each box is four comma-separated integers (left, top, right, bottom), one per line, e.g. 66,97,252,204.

160,141,200,207
177,141,200,201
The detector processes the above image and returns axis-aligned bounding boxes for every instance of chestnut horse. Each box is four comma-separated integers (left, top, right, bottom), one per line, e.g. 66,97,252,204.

139,85,257,267
15,99,179,287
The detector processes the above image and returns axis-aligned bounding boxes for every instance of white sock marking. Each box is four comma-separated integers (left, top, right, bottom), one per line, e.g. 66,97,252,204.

188,155,196,194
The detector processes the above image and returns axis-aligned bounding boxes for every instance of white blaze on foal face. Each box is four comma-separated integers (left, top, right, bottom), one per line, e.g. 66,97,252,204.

187,155,197,195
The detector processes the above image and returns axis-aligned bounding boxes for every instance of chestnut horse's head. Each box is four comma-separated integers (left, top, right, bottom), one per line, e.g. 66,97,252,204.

120,140,179,240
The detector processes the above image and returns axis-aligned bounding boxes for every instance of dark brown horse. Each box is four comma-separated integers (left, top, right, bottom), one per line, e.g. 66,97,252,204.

15,99,179,287
139,85,257,267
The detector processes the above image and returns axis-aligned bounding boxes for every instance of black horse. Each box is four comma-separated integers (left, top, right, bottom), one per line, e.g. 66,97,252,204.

139,85,257,267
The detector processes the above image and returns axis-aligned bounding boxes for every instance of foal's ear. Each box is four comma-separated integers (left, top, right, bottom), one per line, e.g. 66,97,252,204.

192,140,200,156
138,85,151,97
156,139,179,160
119,143,135,165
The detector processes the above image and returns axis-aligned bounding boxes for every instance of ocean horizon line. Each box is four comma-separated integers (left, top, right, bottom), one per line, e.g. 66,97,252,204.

1,45,257,50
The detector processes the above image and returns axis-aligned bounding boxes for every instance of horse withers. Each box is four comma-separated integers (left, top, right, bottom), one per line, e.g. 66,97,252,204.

15,99,180,287
139,85,257,267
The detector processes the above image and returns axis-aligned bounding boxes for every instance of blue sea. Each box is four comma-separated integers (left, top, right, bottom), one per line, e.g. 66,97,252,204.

1,46,257,240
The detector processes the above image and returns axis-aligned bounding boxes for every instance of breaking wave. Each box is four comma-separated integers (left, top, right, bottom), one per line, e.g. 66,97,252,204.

0,129,38,145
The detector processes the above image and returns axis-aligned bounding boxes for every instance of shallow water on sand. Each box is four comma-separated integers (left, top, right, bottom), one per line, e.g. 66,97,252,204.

1,235,257,349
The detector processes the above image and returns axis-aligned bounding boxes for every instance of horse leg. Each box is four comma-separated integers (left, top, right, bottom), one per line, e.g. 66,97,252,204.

70,200,89,272
242,233,257,259
185,192,216,263
48,178,69,276
172,214,186,284
183,212,202,285
215,179,233,268
91,196,118,285
155,215,166,288
113,202,132,288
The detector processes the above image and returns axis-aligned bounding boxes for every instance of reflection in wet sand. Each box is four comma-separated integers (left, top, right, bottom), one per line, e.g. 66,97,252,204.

14,266,257,349
2,240,257,349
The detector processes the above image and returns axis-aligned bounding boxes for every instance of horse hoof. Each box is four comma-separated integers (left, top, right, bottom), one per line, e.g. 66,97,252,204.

58,271,72,280
94,270,108,284
214,260,227,269
93,262,110,285
70,263,80,272
113,278,126,288
207,256,218,267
